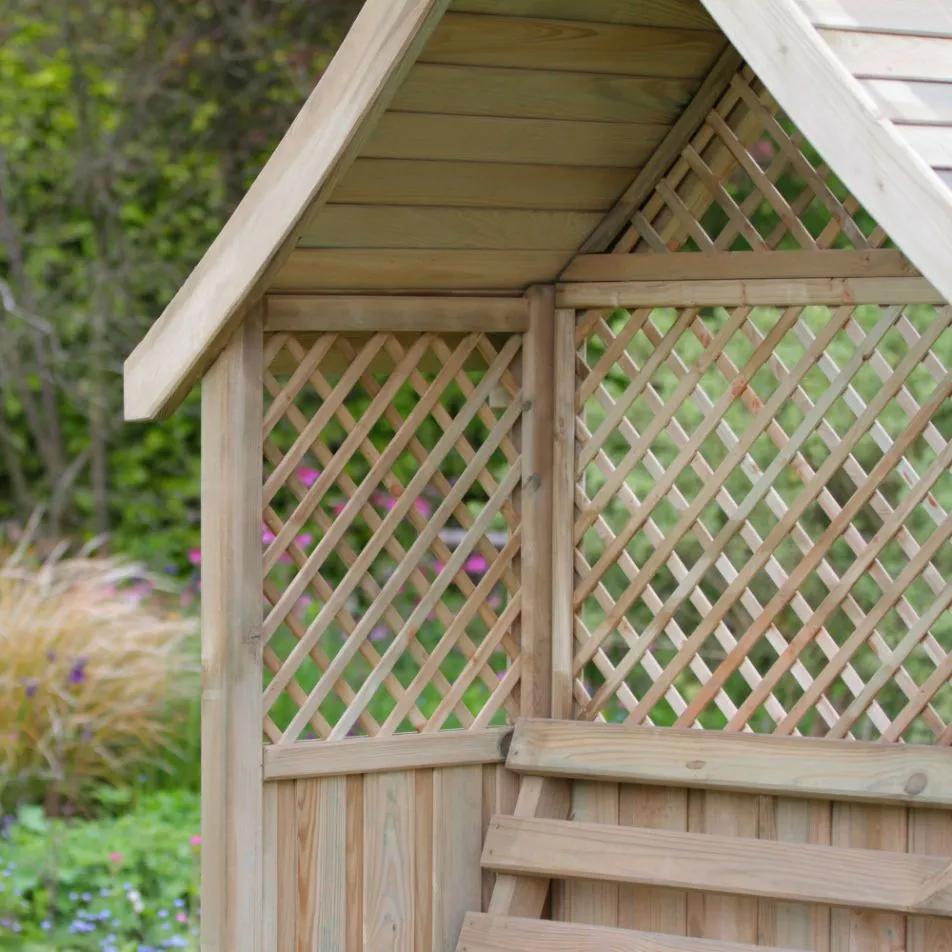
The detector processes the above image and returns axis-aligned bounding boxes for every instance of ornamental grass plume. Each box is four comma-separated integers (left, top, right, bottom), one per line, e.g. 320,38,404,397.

0,536,197,808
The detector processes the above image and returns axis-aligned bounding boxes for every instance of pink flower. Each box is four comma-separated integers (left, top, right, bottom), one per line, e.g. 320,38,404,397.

464,554,489,575
190,835,202,847
109,851,123,865
262,527,276,546
414,498,432,517
295,533,313,549
187,549,201,566
298,467,321,487
176,912,188,924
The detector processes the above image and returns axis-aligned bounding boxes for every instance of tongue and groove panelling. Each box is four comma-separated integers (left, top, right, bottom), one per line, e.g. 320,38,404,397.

283,0,727,292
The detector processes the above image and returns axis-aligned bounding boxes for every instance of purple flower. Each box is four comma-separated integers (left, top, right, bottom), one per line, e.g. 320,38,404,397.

68,658,88,685
464,554,490,575
370,626,389,643
187,549,201,566
298,467,321,487
45,650,56,662
23,679,38,699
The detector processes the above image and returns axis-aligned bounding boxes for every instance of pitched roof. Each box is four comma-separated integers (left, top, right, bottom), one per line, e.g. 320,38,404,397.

124,0,952,420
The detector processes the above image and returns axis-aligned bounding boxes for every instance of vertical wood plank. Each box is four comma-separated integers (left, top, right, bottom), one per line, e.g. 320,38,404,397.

432,766,484,951
261,784,278,952
909,808,952,952
364,771,415,952
316,778,348,951
296,779,319,951
759,796,831,951
522,285,556,719
687,791,759,943
482,764,520,912
831,803,907,952
346,776,364,952
618,784,688,937
563,782,620,927
414,770,434,952
200,308,263,952
552,307,577,722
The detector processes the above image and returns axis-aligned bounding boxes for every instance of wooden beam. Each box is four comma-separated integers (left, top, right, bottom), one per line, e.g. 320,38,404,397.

458,913,802,952
124,0,452,420
799,0,952,38
507,720,952,807
483,816,952,916
579,45,743,254
520,287,556,720
557,276,944,308
265,295,529,333
696,0,952,322
263,728,509,781
563,249,920,283
200,310,264,951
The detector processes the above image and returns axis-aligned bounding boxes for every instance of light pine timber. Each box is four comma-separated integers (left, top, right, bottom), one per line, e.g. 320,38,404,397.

564,782,620,927
332,159,635,211
506,720,952,806
457,913,802,952
819,29,952,83
551,309,576,721
273,249,570,292
482,765,521,912
863,79,952,125
263,727,510,783
200,311,264,952
563,249,920,282
420,13,726,78
449,0,719,30
902,125,952,169
557,276,944,308
482,815,952,915
299,205,602,251
580,45,743,253
264,295,529,334
800,0,952,38
696,0,952,319
394,63,700,124
364,113,669,168
123,0,451,420
521,286,556,719
909,809,952,951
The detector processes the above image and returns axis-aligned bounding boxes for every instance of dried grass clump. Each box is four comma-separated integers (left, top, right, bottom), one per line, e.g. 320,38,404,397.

0,540,197,802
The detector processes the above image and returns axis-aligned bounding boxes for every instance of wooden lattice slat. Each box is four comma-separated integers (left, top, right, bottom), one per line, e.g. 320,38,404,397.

572,299,952,743
261,331,525,743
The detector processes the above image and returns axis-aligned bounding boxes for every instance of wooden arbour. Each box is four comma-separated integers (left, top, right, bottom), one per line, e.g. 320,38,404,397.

123,1,952,950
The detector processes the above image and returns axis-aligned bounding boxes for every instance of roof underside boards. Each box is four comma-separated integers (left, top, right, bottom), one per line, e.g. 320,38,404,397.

279,0,728,292
798,0,952,190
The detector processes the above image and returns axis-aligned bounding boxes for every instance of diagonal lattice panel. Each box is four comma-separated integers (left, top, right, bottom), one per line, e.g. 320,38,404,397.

572,299,952,744
261,330,525,744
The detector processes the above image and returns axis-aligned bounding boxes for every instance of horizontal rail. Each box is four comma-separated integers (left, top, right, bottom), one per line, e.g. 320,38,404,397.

556,276,945,308
458,913,801,952
563,249,920,283
263,727,510,780
482,816,952,916
506,720,952,807
265,294,529,333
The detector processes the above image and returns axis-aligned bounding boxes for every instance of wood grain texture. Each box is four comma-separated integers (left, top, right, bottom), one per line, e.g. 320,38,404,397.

199,312,264,952
124,0,451,420
482,815,952,915
800,0,952,38
521,286,556,719
506,721,952,806
564,249,920,282
909,809,952,952
863,79,952,125
902,124,952,169
273,249,569,292
395,63,699,123
364,112,668,168
564,783,620,926
458,913,802,952
265,295,528,334
450,0,719,30
364,771,416,952
300,205,601,251
421,13,726,77
696,0,952,327
482,764,521,912
557,276,944,307
820,29,952,82
414,770,434,952
346,776,364,952
332,159,633,211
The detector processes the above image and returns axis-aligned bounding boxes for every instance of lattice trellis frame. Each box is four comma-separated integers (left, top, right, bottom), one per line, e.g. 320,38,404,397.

260,330,526,744
570,297,952,743
610,66,889,257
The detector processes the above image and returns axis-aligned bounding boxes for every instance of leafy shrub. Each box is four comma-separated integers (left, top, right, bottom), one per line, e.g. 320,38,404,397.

0,540,198,809
0,789,200,951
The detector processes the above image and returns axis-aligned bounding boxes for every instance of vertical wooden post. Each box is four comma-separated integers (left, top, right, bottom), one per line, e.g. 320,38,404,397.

521,285,556,720
201,308,264,952
551,308,577,722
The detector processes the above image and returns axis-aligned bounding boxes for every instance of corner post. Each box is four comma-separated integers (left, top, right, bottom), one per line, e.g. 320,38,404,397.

201,307,264,952
521,286,556,720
